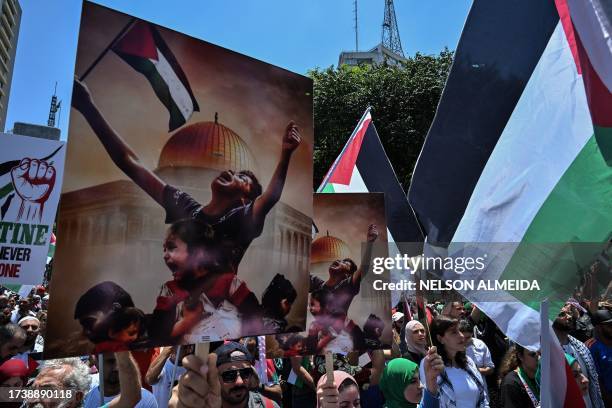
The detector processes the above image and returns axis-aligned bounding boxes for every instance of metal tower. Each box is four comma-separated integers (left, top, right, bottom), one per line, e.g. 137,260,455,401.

382,0,404,57
48,82,61,128
353,0,359,51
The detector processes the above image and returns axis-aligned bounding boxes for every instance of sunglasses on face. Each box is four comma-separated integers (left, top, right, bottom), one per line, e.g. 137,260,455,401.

220,368,253,383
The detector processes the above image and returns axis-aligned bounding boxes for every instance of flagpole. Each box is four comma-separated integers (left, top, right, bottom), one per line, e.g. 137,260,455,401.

540,299,551,408
79,17,138,81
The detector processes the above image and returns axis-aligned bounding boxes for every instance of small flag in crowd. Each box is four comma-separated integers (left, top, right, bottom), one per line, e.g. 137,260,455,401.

112,21,199,131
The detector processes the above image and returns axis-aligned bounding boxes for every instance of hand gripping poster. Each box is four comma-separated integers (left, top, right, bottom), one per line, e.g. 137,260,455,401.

267,193,392,357
45,2,313,358
0,134,64,285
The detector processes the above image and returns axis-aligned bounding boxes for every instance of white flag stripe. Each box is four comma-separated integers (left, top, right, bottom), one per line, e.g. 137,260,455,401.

150,48,194,121
329,166,367,192
451,23,593,349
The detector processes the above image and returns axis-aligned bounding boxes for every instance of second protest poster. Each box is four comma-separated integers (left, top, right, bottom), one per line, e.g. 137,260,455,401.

268,193,392,357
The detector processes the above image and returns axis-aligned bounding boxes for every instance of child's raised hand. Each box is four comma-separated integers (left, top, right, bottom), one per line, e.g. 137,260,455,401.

367,224,379,242
72,76,94,112
282,121,301,153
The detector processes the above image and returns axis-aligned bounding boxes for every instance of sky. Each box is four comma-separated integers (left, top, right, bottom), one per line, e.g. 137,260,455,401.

5,0,472,138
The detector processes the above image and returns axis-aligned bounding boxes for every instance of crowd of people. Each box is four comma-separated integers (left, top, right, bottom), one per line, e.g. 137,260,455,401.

0,276,609,407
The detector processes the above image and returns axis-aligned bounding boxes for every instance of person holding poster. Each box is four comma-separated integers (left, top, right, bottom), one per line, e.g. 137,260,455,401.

72,78,302,276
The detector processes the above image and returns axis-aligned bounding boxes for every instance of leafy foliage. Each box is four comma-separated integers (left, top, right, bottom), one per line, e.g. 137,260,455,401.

310,49,454,190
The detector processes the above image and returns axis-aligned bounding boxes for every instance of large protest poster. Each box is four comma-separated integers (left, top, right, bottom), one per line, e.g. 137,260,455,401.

45,2,313,358
0,133,64,285
267,193,392,357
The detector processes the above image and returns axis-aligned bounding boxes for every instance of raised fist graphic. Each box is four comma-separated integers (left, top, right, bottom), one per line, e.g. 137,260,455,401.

11,158,56,221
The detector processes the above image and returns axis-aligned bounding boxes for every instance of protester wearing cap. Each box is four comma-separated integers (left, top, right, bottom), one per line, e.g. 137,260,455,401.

169,341,279,408
588,309,612,406
0,358,27,386
0,357,28,406
17,316,42,353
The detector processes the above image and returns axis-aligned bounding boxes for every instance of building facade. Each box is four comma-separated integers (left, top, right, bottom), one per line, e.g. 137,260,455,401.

338,44,406,67
0,0,20,131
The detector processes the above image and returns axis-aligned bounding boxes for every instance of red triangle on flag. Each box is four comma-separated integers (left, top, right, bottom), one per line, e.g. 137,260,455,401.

113,21,158,61
328,115,372,185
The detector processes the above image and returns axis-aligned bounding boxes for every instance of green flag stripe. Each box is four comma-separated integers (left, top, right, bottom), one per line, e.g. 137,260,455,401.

321,184,335,193
501,132,612,311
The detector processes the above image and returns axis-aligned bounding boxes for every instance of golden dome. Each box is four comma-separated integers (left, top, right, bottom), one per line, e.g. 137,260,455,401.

158,118,257,172
311,233,352,263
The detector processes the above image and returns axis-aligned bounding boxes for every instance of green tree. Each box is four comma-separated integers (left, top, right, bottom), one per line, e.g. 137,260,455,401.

310,49,453,190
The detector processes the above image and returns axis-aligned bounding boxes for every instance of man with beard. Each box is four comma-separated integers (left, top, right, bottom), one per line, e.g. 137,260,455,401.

83,352,157,408
169,341,279,408
17,316,42,353
588,309,612,407
12,317,43,375
553,303,605,408
309,224,379,315
0,324,25,365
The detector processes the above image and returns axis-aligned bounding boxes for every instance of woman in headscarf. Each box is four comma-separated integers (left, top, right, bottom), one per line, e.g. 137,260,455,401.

567,353,591,406
405,320,428,363
316,370,361,408
379,350,443,408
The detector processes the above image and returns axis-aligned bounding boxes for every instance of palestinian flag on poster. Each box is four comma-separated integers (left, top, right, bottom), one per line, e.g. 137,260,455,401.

408,0,611,406
112,20,199,132
317,109,423,304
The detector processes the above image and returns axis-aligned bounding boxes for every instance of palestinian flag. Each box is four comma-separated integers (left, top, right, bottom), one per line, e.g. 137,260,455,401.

112,20,199,132
317,109,423,304
408,0,610,406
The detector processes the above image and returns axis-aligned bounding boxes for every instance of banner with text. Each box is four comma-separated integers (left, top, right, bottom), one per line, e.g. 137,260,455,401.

0,133,64,285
